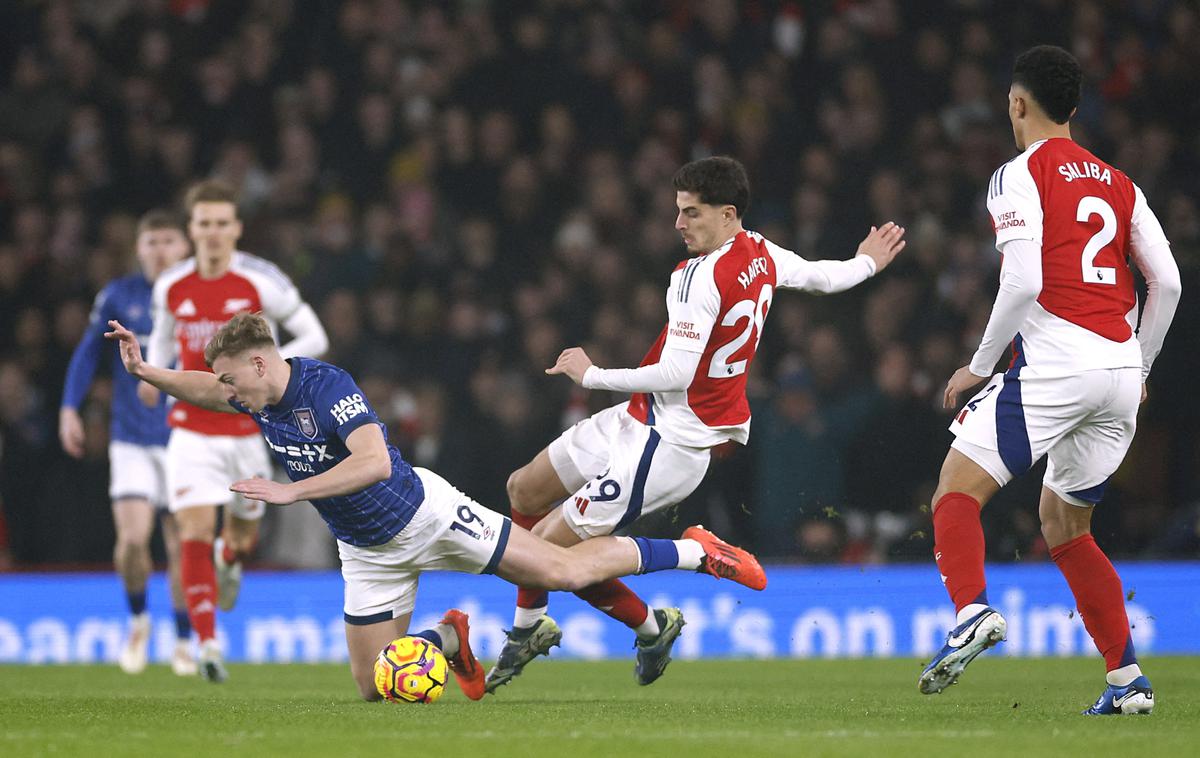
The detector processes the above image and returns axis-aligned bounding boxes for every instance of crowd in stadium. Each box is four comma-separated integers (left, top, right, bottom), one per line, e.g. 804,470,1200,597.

1,0,1198,569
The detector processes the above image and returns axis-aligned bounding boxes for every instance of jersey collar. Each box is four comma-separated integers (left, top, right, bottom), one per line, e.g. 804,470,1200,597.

270,358,303,413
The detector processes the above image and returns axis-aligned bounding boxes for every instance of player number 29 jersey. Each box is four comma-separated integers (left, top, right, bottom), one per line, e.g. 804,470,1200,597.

986,137,1165,376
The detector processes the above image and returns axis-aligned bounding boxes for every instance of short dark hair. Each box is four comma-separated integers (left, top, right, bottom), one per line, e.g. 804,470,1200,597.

1012,45,1081,125
204,312,275,366
184,179,239,216
672,156,750,218
135,209,185,238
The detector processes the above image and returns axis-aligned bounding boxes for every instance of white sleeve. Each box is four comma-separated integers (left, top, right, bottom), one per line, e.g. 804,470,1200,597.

1128,184,1181,381
255,262,304,322
278,302,329,359
661,259,721,354
146,275,177,368
986,157,1043,250
967,238,1043,376
581,345,701,393
766,239,875,293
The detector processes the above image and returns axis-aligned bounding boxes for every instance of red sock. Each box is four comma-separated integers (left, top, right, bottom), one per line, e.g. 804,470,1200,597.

1051,533,1137,672
932,493,988,612
575,579,650,629
181,540,217,642
511,510,549,610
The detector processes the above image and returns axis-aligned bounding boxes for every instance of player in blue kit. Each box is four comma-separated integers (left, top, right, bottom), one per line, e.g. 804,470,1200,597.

105,312,766,699
60,210,196,676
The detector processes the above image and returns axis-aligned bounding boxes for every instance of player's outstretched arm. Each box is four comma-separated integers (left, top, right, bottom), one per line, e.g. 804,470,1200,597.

104,320,235,414
231,423,392,505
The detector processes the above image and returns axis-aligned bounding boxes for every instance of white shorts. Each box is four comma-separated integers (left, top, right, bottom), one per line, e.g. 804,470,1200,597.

166,427,271,518
109,442,168,507
950,367,1140,506
548,402,710,538
340,467,511,624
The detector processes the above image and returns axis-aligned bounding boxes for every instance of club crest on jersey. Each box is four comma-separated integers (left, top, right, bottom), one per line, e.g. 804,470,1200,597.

293,408,318,439
223,297,254,313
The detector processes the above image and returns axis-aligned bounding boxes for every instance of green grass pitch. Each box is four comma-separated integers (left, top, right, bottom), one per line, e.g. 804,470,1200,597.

2,657,1198,757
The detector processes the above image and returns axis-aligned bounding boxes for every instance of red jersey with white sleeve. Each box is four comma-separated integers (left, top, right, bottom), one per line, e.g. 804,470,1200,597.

621,230,875,447
978,137,1175,378
147,251,325,436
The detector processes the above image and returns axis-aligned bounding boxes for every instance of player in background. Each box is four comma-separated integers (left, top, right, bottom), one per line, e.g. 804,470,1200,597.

918,46,1181,715
106,312,766,700
143,180,329,681
60,210,195,676
486,157,907,692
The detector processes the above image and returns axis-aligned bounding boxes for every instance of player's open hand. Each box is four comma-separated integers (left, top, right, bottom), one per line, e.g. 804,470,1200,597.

230,477,295,506
856,222,907,273
546,346,594,385
943,365,990,410
104,320,145,377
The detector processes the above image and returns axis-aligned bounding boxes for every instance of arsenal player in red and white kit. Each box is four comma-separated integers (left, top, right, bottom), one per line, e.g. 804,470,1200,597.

484,157,906,693
144,180,328,681
920,46,1181,714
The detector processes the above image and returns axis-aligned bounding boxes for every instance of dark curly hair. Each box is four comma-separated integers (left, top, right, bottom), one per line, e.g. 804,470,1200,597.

672,156,751,218
1012,45,1081,125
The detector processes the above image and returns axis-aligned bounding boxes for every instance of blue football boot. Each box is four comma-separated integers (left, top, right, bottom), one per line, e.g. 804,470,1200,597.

919,607,1007,694
1083,675,1154,715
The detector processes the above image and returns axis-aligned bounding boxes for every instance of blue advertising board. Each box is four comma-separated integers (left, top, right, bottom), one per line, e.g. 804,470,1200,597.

0,563,1196,663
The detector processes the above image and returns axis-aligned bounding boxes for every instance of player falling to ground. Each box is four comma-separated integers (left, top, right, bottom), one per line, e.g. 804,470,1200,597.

106,312,766,701
60,210,195,675
142,180,328,682
487,156,907,693
919,45,1181,715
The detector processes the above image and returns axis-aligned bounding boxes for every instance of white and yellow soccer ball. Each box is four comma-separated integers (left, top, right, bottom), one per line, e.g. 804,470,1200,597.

373,636,449,704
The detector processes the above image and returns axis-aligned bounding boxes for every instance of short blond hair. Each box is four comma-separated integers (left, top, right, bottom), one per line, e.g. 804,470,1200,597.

204,312,275,366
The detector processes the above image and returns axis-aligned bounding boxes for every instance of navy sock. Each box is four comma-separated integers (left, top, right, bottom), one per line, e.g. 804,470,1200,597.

413,629,443,650
128,591,147,616
631,537,679,574
174,609,192,640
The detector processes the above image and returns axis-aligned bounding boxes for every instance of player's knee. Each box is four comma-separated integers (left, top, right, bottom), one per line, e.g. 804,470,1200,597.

1040,518,1085,549
507,469,542,516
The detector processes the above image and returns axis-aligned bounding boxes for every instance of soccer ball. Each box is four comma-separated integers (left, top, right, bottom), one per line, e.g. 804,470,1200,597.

373,636,448,704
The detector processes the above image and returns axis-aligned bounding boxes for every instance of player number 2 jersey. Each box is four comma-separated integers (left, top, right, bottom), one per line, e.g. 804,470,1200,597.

986,137,1163,377
149,252,306,436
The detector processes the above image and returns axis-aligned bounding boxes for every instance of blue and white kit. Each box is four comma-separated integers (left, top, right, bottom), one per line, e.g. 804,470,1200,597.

233,357,512,623
62,273,170,504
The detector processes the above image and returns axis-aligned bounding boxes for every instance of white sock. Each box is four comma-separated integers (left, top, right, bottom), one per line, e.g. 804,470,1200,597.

431,622,458,658
675,539,706,570
956,603,989,626
635,609,661,639
1106,663,1142,687
513,605,547,630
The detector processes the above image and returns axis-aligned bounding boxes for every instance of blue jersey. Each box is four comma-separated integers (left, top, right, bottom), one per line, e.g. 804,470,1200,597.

235,357,424,547
62,273,171,447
